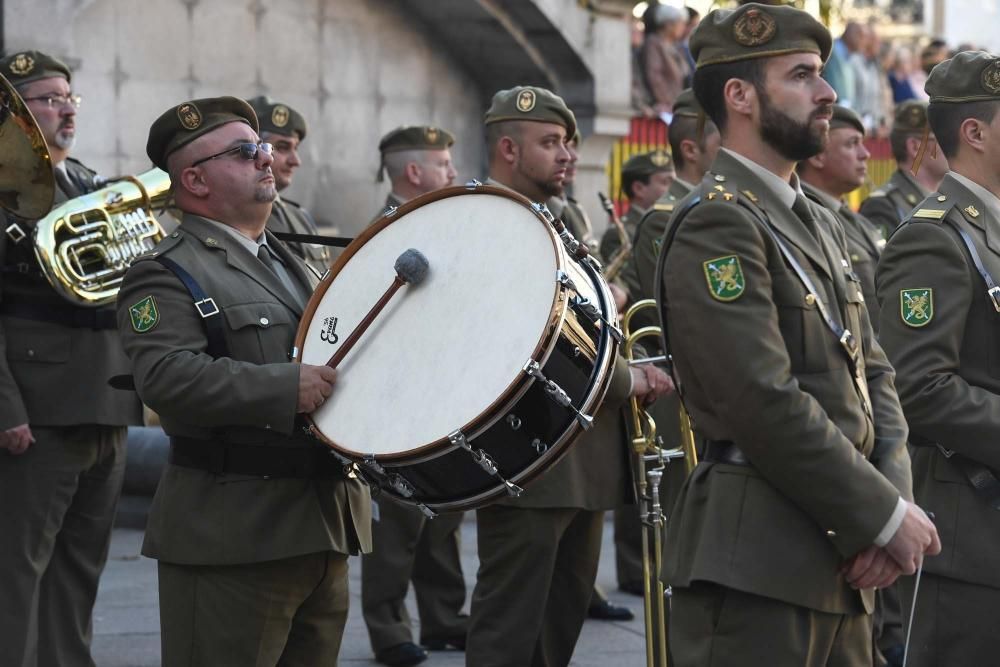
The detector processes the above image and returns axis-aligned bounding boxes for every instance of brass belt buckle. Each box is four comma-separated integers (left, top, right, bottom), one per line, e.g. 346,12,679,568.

838,329,859,359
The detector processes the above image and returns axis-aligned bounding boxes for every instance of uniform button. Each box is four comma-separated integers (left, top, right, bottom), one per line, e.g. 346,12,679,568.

265,424,272,430
26,349,35,358
259,317,269,326
826,530,837,538
714,174,726,182
937,195,947,202
805,294,816,306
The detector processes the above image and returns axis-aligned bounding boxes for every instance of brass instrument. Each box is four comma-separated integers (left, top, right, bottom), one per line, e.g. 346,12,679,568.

0,73,54,218
598,191,632,282
622,298,699,667
34,168,169,306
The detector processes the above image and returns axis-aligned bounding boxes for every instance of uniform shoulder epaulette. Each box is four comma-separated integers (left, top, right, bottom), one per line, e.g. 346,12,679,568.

867,187,888,198
653,202,675,212
906,195,951,224
702,173,740,204
133,230,183,263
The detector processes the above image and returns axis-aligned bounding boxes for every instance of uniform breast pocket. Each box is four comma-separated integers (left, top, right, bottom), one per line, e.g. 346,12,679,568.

843,277,870,359
771,275,833,372
222,302,296,364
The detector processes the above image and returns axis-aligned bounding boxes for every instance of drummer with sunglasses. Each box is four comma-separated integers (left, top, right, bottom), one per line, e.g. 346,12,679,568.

115,97,372,667
467,85,675,667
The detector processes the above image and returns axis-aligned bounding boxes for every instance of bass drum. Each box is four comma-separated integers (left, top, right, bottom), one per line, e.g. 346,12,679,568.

294,184,619,513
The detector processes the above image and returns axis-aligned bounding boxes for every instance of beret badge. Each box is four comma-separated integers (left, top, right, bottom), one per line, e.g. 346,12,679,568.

733,9,777,48
981,59,1000,95
271,105,290,128
9,53,34,76
516,89,537,113
651,151,671,167
177,103,202,131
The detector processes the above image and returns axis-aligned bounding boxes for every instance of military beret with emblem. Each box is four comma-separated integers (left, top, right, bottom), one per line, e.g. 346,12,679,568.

378,125,455,154
672,88,704,119
925,51,1000,103
830,105,865,135
0,50,71,86
146,96,258,171
689,3,831,69
484,85,577,139
622,150,674,180
892,100,929,134
246,95,307,140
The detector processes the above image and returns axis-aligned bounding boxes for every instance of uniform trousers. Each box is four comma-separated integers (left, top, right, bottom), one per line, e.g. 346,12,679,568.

0,424,126,667
360,497,467,652
159,550,349,667
467,504,604,667
899,571,1000,667
670,582,873,667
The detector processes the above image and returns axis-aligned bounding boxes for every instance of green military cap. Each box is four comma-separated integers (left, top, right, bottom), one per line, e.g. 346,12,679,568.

0,50,71,86
673,89,703,119
622,150,673,179
246,96,307,140
146,96,258,171
830,105,864,135
689,3,831,69
484,85,577,139
378,125,455,154
925,51,1000,103
892,100,929,134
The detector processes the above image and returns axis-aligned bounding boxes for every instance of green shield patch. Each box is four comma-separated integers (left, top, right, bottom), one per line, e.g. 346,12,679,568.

900,288,933,327
703,255,745,301
129,296,159,333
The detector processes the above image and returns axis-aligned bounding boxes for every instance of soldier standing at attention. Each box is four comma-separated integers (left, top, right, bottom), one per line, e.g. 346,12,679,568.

117,97,371,666
0,50,143,667
247,96,331,275
468,85,673,667
655,5,940,664
362,124,466,667
600,149,674,266
859,100,949,238
798,105,886,330
876,51,1000,667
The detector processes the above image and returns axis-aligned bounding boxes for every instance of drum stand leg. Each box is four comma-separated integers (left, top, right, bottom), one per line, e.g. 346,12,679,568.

448,430,524,497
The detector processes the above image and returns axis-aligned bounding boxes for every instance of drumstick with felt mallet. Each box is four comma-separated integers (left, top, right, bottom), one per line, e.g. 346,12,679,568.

325,248,429,370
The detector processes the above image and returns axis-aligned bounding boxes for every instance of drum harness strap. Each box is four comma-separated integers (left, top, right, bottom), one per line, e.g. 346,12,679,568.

903,215,1000,510
654,192,874,465
273,231,353,248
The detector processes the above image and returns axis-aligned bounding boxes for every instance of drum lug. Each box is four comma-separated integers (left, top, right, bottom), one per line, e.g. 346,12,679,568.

416,503,438,519
464,179,483,190
290,346,299,360
556,270,578,292
449,430,524,497
383,204,399,218
522,361,594,430
531,202,555,223
390,474,416,499
506,414,522,430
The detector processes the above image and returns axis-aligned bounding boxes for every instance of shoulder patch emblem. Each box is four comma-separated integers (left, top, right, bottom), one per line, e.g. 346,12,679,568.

900,288,933,327
129,296,160,333
703,255,745,302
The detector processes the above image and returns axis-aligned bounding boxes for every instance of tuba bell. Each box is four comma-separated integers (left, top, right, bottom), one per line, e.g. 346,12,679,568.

33,168,169,306
0,72,54,219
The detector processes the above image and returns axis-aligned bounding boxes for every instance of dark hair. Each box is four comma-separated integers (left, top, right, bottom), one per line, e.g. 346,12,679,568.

485,120,522,157
686,6,700,21
691,58,765,133
927,100,1000,158
889,129,918,163
669,115,716,169
623,172,652,200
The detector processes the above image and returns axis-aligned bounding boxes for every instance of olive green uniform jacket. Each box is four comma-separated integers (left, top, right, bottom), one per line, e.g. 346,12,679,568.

877,172,1000,590
802,182,885,333
117,214,371,565
599,205,644,304
859,168,927,240
266,196,332,276
658,150,910,615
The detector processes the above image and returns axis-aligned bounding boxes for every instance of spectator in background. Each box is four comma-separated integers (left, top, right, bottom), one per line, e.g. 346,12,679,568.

824,21,865,108
680,7,700,73
640,3,691,116
852,24,888,133
888,45,919,103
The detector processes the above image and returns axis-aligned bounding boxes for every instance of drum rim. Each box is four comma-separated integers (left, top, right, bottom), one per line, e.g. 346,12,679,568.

295,184,568,459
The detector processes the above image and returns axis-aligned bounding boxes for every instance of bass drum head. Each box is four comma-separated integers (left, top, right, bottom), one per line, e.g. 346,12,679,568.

299,190,562,458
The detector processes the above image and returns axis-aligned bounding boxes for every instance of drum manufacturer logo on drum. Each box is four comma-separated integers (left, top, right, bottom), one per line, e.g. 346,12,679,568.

320,316,340,344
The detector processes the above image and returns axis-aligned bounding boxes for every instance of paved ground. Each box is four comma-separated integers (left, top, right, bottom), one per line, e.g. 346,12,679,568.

92,511,650,666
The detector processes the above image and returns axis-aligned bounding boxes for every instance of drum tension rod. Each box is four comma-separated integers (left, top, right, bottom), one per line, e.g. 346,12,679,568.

556,271,625,343
359,455,437,518
448,430,523,497
523,360,594,430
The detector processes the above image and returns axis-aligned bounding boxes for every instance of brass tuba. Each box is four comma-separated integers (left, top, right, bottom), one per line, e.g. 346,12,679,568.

622,298,699,667
0,72,54,219
34,168,169,306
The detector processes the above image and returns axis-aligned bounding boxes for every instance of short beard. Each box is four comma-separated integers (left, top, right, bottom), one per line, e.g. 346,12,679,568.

53,131,75,151
759,89,831,161
255,183,278,202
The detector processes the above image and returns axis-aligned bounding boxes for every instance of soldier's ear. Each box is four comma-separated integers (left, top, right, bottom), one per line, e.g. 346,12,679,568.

958,117,987,155
497,135,520,165
178,166,210,198
723,78,755,122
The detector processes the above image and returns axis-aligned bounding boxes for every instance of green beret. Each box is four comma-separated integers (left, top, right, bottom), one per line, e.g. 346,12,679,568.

672,89,704,118
246,96,307,140
891,100,929,134
926,51,1000,104
484,86,577,139
690,3,831,69
830,105,864,135
146,97,258,172
378,125,455,154
622,150,673,179
0,50,71,86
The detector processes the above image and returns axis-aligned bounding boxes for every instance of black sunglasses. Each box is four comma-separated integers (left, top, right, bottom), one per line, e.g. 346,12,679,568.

190,142,272,168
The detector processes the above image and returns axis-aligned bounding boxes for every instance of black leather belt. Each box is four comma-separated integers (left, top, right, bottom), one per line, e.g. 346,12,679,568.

169,436,346,479
702,440,749,466
0,301,117,329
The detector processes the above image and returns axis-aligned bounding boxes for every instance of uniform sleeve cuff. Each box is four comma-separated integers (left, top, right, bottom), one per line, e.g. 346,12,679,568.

874,496,907,547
